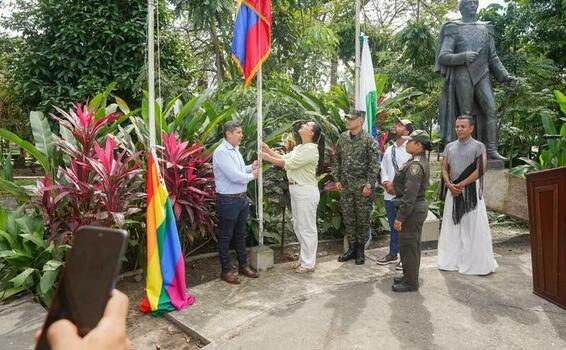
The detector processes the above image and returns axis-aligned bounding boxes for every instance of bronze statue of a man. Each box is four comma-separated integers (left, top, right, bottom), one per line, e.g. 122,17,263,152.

435,0,516,161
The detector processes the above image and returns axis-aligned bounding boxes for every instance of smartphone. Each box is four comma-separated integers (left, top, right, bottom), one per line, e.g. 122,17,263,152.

35,226,129,350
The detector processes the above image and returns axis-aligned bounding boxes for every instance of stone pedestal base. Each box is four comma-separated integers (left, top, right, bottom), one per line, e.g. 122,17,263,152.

487,159,505,170
250,245,274,271
422,210,440,249
483,164,528,221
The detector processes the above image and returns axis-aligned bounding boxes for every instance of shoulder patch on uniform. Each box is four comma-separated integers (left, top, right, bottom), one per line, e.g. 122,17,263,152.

410,163,421,175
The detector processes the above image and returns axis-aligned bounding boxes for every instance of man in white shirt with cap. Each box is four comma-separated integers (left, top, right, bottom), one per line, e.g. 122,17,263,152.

376,118,414,269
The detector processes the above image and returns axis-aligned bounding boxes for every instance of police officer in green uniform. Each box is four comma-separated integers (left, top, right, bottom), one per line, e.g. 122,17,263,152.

391,130,431,292
334,110,380,265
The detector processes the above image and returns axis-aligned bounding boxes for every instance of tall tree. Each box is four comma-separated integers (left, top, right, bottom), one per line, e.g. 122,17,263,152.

172,0,233,84
4,0,189,112
0,35,27,138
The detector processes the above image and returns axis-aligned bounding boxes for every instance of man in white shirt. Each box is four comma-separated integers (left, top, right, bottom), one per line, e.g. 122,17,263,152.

376,118,413,268
213,121,260,284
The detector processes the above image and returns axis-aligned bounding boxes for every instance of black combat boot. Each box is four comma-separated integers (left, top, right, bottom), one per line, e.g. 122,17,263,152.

393,276,405,285
355,243,365,265
392,281,418,292
338,242,356,262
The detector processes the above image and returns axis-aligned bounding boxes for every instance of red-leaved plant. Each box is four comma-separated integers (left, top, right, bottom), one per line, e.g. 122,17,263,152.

51,103,118,159
89,136,144,228
160,132,216,246
33,176,67,240
34,103,144,238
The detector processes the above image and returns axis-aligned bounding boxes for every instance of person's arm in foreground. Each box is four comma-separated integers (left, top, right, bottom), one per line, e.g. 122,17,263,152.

40,290,130,350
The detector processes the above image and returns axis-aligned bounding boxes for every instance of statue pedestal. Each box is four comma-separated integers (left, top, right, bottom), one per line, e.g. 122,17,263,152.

487,159,505,171
483,160,528,221
421,210,440,249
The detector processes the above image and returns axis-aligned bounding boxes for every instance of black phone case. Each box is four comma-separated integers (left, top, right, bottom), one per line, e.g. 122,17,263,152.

35,226,128,350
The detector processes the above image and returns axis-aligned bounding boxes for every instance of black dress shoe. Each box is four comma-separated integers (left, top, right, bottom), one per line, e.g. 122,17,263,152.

338,243,357,262
392,281,418,293
355,244,365,265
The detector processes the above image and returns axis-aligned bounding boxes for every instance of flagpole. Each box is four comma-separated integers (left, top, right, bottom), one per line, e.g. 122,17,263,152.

257,65,264,246
345,0,361,253
256,1,265,247
148,0,156,148
355,0,361,108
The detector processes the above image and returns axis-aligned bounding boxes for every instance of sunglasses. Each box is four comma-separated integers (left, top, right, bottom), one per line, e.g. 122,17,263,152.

300,123,314,131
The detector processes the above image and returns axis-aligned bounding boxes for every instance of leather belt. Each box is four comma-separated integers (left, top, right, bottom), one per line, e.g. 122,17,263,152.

217,192,247,199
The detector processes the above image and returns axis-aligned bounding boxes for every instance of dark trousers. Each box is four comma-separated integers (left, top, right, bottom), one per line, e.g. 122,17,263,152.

384,200,399,257
217,195,250,273
398,203,428,286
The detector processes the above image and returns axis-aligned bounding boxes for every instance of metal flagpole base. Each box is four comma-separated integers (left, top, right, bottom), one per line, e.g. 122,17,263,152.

250,244,274,272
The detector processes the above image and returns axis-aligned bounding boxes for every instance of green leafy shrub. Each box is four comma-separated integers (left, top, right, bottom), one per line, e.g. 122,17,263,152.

0,206,67,306
510,90,566,176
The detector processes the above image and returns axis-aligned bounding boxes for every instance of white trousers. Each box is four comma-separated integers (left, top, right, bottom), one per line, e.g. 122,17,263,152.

438,184,498,275
289,184,320,269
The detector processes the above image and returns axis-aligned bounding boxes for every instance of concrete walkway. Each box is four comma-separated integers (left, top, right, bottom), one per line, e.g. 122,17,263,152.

168,249,566,349
0,296,45,350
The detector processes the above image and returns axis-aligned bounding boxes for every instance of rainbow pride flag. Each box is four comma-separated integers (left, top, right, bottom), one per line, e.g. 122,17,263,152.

140,149,195,315
231,0,271,86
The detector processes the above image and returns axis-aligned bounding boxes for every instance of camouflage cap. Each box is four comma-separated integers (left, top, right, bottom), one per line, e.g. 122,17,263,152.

395,117,414,133
346,110,366,120
402,129,430,143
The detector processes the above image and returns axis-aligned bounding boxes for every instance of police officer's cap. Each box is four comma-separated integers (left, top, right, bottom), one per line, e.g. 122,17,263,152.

346,110,366,120
395,117,414,134
402,130,430,143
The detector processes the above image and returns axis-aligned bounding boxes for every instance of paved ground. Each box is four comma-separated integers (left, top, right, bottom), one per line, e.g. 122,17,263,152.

0,296,45,350
3,240,565,350
169,249,566,350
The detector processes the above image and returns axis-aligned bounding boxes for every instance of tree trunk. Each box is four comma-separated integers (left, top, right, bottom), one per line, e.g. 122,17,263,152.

210,18,225,83
416,0,421,23
330,53,339,87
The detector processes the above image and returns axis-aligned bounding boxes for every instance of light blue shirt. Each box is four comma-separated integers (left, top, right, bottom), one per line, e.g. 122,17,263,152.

213,139,254,194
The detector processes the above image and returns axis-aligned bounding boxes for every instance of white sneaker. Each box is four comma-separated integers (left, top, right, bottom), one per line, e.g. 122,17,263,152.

395,261,403,271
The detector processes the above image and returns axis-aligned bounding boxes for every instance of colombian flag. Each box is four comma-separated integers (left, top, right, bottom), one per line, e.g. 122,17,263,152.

231,0,272,86
140,149,195,315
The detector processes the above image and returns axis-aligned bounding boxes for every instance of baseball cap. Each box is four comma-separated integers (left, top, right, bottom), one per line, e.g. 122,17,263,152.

402,129,430,143
395,117,414,134
346,110,366,120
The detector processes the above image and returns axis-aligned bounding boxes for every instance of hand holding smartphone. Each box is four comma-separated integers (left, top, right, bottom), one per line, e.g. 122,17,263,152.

35,226,129,350
44,290,129,350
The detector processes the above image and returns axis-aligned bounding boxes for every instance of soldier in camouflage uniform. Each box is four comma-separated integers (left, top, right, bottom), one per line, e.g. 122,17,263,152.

391,130,431,292
334,110,380,265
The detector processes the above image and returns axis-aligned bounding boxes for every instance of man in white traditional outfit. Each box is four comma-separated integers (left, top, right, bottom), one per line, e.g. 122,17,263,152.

438,115,498,275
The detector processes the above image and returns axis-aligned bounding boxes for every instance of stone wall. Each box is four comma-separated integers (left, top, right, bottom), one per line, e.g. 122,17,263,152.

483,165,528,221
